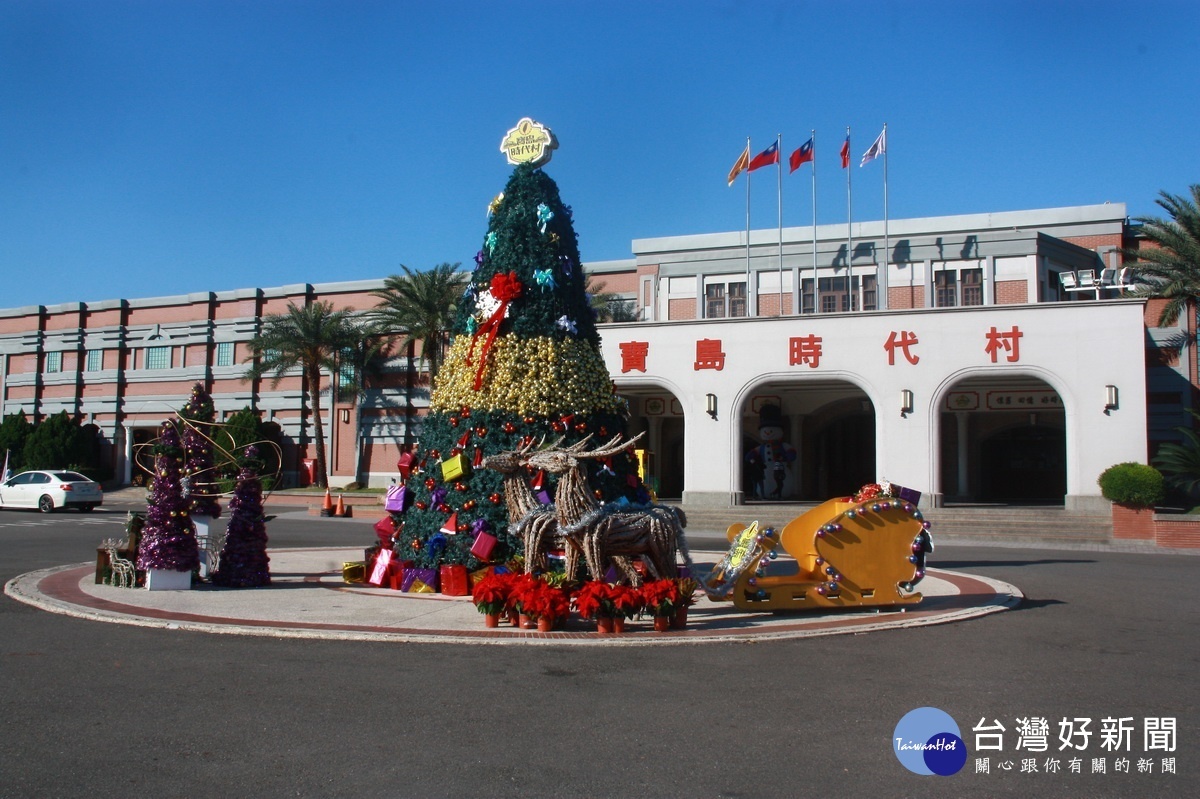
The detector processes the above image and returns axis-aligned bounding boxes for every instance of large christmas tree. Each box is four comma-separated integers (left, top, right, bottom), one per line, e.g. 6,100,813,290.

392,143,645,571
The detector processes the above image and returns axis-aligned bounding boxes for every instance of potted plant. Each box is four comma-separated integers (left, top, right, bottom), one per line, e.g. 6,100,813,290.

519,578,570,632
507,573,541,628
574,580,619,633
640,578,681,632
471,572,510,628
672,577,699,629
1099,462,1165,540
610,583,643,633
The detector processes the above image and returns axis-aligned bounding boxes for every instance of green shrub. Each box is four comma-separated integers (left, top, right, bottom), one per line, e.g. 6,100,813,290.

1097,462,1165,507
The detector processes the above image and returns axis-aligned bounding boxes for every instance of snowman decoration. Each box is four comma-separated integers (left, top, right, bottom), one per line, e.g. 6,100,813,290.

746,404,797,500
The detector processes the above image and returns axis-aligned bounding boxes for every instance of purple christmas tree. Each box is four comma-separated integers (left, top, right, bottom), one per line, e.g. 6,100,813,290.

136,421,200,573
179,382,221,519
212,446,271,588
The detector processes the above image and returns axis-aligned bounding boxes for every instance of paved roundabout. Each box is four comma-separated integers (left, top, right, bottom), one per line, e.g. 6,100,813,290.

5,546,1022,646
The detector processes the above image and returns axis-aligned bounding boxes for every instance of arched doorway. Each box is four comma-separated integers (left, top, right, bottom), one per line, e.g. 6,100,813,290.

938,374,1067,505
741,382,875,502
614,389,686,501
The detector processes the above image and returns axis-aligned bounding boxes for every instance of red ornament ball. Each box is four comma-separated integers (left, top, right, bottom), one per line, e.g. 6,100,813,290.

489,493,502,504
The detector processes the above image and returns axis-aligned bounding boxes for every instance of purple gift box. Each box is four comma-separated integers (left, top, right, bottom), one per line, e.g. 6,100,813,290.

401,567,440,593
893,484,922,505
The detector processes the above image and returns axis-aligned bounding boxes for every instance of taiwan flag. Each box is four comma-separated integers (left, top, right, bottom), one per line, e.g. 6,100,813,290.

789,138,814,172
840,136,850,168
748,141,780,172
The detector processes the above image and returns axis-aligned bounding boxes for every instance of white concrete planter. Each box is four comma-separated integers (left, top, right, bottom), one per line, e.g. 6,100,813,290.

146,568,192,591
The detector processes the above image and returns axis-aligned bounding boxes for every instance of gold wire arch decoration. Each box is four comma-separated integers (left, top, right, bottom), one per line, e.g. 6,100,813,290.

131,416,285,503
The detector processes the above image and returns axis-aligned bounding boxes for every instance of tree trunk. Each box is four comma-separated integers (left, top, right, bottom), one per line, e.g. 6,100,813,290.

308,365,328,489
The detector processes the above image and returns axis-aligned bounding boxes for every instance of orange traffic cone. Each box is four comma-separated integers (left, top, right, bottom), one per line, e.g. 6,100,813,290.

334,494,347,517
320,488,333,517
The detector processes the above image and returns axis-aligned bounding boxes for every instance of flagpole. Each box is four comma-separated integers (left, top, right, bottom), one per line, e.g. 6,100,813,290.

811,129,817,315
745,136,751,301
881,122,889,311
846,126,853,313
776,133,783,316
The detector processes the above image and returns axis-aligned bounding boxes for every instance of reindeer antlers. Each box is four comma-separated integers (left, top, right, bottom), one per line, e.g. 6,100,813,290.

567,431,646,460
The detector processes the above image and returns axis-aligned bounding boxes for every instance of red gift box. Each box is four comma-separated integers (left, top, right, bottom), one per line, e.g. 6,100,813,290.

470,531,498,561
439,564,470,596
373,516,397,545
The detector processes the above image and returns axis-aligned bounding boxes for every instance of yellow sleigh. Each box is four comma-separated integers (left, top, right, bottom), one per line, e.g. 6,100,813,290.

705,488,933,612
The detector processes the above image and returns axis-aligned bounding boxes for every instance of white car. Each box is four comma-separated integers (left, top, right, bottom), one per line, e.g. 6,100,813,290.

0,470,104,513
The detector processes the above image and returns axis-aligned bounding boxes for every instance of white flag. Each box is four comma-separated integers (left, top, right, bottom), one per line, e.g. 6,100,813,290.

860,127,886,167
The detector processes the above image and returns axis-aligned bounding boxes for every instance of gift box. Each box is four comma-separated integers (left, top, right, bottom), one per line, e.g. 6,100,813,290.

439,564,470,596
373,516,397,545
470,530,498,561
368,548,394,586
389,559,413,591
894,484,922,505
469,566,494,587
342,561,367,584
440,454,471,482
384,484,410,513
402,567,440,594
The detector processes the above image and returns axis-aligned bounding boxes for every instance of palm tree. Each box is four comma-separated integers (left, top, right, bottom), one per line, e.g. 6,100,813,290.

370,263,467,381
1125,184,1200,326
244,301,361,489
586,276,639,323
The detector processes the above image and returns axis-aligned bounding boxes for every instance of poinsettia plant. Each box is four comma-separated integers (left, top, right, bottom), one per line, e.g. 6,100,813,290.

573,580,617,620
640,578,681,617
506,573,541,616
610,583,643,620
471,572,510,616
527,581,570,622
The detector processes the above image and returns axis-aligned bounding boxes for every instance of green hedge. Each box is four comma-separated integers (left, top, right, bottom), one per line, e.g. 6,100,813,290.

1097,462,1165,508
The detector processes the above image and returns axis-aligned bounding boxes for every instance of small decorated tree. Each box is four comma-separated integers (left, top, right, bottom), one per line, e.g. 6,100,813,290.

179,383,222,519
136,422,200,575
212,446,271,588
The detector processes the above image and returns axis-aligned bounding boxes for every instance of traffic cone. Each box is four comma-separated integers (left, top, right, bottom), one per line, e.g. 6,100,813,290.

320,488,333,517
334,494,347,517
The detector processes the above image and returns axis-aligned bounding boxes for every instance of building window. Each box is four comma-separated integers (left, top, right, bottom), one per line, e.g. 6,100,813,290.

935,271,958,307
145,346,171,370
962,268,983,306
704,280,747,319
86,349,103,372
861,275,878,311
45,351,62,373
818,276,869,312
801,278,815,314
216,342,234,367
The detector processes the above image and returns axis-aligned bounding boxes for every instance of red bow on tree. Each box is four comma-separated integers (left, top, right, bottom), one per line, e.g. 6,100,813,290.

468,271,524,391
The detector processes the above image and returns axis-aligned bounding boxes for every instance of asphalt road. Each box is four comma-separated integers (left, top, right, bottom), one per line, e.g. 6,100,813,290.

1,504,1195,798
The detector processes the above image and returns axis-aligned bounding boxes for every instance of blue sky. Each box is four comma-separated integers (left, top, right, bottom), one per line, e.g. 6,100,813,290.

2,1,1198,310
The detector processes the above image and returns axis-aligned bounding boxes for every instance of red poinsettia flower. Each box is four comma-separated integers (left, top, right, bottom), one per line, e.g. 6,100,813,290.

640,578,681,617
610,584,644,619
471,572,511,616
573,580,612,619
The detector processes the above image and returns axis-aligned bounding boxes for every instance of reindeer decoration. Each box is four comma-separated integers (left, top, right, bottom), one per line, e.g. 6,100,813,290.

479,438,577,576
523,433,691,584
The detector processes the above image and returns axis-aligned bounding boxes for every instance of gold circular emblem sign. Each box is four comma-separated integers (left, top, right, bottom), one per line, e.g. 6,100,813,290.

500,118,557,167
